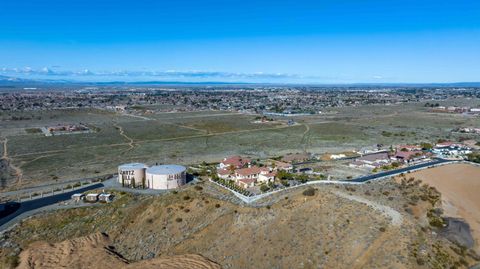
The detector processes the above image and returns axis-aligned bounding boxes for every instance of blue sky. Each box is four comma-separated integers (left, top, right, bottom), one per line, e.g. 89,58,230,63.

0,0,479,83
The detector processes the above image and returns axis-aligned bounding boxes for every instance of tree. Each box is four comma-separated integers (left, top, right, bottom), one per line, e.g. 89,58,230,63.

421,142,433,150
209,165,217,176
199,167,208,176
302,187,316,196
297,174,308,183
467,152,480,163
260,184,270,192
277,170,293,180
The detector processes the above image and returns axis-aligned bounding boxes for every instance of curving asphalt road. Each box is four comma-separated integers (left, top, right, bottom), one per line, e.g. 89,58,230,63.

0,183,103,228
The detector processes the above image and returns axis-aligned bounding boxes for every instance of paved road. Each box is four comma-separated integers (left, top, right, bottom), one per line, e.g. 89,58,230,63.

1,174,113,198
347,158,452,183
0,183,104,228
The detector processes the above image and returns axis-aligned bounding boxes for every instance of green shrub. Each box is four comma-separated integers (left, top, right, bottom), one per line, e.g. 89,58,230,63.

2,255,19,269
302,188,316,196
260,184,270,192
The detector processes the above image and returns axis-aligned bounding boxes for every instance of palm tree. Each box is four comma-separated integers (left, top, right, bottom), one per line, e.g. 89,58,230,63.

228,164,236,174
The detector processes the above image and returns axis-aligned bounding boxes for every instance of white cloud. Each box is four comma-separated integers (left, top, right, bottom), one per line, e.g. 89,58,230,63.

0,66,308,79
0,66,359,83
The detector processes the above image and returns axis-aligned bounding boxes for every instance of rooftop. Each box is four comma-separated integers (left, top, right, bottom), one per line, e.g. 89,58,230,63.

118,163,148,169
236,166,263,176
146,164,186,175
221,155,251,168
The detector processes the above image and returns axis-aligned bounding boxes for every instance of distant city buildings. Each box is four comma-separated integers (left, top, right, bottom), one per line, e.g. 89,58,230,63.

3,87,480,116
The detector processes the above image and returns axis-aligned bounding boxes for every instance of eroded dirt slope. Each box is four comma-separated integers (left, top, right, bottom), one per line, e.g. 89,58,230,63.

17,232,221,269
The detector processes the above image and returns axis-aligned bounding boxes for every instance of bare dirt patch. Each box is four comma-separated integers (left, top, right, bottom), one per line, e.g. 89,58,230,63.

410,163,480,253
17,233,221,269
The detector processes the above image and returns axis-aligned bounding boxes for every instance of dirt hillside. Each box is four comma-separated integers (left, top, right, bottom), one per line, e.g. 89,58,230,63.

17,232,221,269
3,179,479,269
409,163,480,253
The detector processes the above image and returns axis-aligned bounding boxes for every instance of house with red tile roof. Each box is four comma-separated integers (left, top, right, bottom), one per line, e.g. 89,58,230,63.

349,151,390,169
258,171,277,183
238,178,256,188
219,155,251,169
268,160,293,172
232,166,272,187
216,156,282,187
234,166,269,180
217,168,233,180
393,150,429,163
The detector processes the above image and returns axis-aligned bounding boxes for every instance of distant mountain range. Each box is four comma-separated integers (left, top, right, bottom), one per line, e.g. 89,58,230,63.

1,75,480,88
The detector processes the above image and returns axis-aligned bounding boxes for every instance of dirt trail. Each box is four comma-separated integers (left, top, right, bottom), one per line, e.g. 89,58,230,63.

164,121,209,134
18,154,58,168
332,190,403,226
12,123,301,158
301,123,311,151
120,111,209,135
121,112,153,121
331,190,405,268
351,229,400,269
113,122,135,153
1,137,23,185
159,112,242,120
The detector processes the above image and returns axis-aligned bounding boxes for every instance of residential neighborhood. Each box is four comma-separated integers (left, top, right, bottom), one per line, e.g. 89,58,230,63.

212,139,475,195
